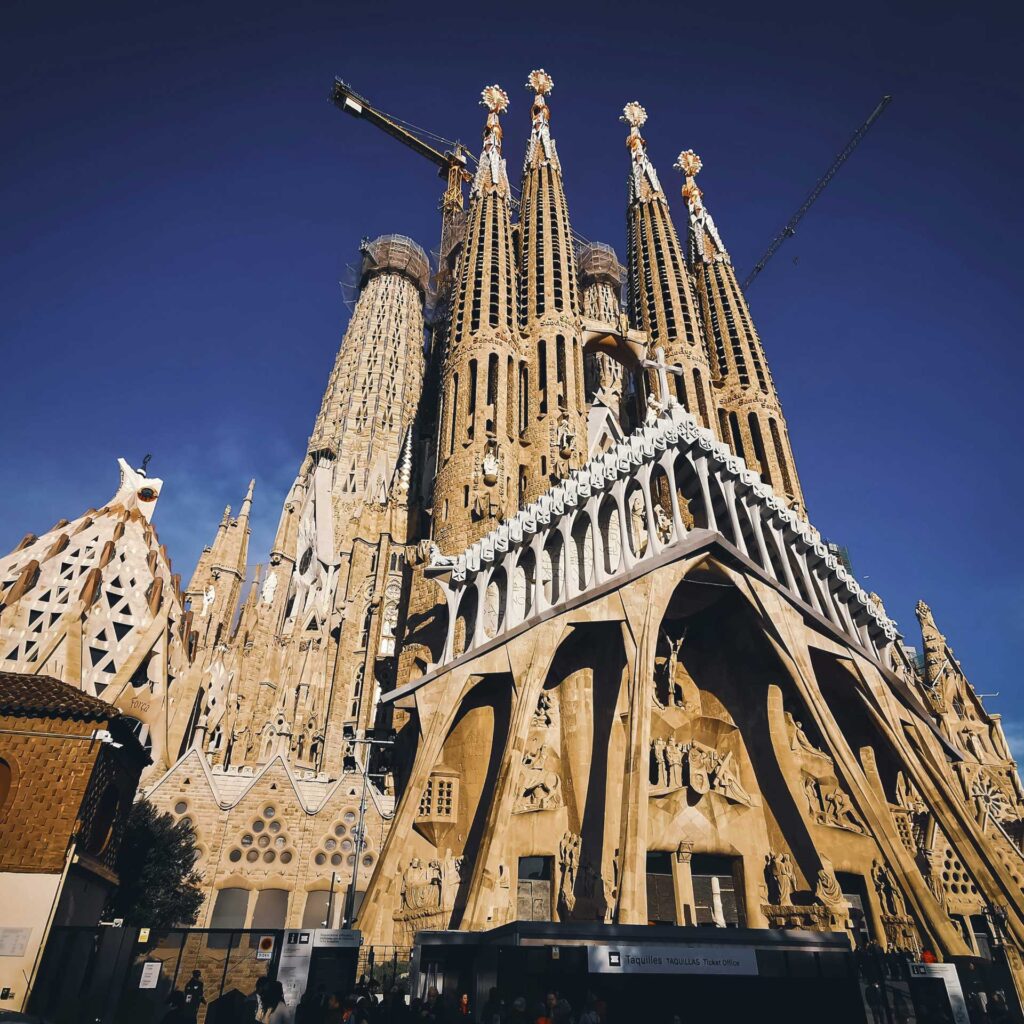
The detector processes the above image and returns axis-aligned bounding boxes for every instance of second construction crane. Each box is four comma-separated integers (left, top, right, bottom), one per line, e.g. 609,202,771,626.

742,95,892,289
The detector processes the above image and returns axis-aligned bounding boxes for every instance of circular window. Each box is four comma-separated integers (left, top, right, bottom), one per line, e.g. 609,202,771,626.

269,821,281,834
229,849,242,863
331,853,343,866
180,816,193,829
280,851,293,864
246,850,259,863
347,854,356,865
258,835,270,849
252,820,264,833
334,824,347,837
275,836,286,848
174,801,188,815
315,852,326,866
137,487,158,502
343,810,356,823
325,839,337,851
264,806,276,819
241,834,253,847
362,854,374,867
263,851,275,863
341,839,353,852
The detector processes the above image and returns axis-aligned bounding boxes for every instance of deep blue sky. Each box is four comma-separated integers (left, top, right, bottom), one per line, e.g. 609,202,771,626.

3,2,1022,744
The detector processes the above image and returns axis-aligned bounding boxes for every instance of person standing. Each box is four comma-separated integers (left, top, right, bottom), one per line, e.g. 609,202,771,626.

260,980,295,1023
183,970,206,1022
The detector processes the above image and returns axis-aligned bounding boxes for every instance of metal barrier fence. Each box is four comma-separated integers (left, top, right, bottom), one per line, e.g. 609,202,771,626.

30,926,284,1024
355,945,413,993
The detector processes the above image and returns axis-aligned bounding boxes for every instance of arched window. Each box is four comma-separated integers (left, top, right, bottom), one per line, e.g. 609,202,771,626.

0,758,12,816
518,364,529,435
449,374,459,455
302,890,332,929
85,783,119,856
506,355,515,438
486,353,498,434
467,359,478,440
251,889,289,931
538,340,548,415
693,369,709,428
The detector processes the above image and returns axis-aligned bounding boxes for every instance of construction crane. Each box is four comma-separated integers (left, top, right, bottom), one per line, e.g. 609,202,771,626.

330,77,595,256
331,78,471,267
742,95,892,290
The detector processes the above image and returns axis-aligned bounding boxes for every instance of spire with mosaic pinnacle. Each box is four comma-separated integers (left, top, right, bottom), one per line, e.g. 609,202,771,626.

518,69,586,498
677,150,804,511
434,86,522,552
622,103,716,431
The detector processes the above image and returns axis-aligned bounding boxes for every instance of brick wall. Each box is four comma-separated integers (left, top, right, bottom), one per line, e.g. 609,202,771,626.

0,713,101,872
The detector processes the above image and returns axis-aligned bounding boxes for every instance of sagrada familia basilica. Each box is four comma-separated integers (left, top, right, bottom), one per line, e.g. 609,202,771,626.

3,70,1024,985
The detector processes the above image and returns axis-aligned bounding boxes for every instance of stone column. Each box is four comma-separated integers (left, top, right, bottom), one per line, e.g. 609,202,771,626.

672,841,696,925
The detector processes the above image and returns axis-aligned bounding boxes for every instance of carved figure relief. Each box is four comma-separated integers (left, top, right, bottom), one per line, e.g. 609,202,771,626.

765,851,795,905
482,442,499,487
649,736,753,806
785,711,831,762
260,571,278,605
515,692,563,813
814,859,846,909
517,743,562,811
658,628,690,709
802,775,865,834
398,851,463,917
822,787,865,833
654,504,672,543
533,692,553,727
871,860,907,917
558,830,581,912
556,413,576,460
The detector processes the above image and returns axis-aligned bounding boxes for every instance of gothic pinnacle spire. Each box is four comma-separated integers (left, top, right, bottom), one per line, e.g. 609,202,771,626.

674,149,703,210
472,85,511,198
524,69,559,171
238,478,255,522
621,101,664,202
674,148,728,262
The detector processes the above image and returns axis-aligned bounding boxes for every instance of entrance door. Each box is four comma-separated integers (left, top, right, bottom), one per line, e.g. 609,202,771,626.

517,857,552,921
646,851,676,925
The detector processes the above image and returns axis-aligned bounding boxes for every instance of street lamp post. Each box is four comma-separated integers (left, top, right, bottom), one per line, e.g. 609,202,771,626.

325,872,337,928
341,735,394,930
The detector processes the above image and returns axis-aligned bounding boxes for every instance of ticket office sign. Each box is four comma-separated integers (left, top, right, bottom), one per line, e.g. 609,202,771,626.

587,944,759,976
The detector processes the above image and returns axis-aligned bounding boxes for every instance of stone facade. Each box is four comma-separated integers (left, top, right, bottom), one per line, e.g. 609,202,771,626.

0,459,191,776
3,72,1023,1001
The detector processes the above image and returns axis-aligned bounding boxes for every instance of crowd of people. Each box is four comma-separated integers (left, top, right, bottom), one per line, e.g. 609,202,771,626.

158,960,1021,1024
290,985,604,1024
158,978,605,1024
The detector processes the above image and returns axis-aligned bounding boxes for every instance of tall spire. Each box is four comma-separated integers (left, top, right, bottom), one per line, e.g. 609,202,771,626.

516,69,586,499
678,151,805,510
185,477,255,654
471,85,512,199
434,85,522,551
622,103,715,430
238,478,255,522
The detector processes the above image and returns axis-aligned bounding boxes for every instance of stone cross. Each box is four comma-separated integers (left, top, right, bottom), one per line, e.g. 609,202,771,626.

642,346,684,406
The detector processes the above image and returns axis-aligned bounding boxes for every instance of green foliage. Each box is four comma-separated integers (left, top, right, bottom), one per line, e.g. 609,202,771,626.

106,798,204,928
